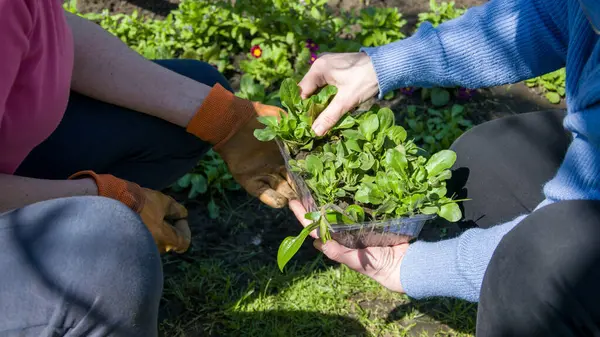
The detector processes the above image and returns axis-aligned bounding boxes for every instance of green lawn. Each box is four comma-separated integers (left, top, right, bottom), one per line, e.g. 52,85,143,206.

158,195,477,336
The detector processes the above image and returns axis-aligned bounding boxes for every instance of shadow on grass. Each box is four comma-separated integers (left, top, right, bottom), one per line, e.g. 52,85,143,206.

387,298,478,335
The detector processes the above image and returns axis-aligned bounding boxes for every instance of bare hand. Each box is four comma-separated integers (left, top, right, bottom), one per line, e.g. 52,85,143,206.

298,52,379,136
289,200,406,293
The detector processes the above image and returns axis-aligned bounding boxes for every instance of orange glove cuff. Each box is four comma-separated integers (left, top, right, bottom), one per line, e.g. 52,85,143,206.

186,83,256,149
69,170,146,213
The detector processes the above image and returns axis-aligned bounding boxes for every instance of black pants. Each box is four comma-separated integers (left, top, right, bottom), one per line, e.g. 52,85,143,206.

15,59,232,189
449,109,600,337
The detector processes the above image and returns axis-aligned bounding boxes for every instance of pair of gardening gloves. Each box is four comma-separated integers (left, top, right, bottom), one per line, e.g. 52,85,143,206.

69,84,296,254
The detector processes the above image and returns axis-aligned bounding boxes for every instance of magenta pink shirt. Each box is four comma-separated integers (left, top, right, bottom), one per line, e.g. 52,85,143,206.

0,0,74,174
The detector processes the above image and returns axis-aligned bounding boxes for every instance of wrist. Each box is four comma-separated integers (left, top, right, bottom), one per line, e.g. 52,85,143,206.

68,170,145,213
72,177,99,196
186,83,255,147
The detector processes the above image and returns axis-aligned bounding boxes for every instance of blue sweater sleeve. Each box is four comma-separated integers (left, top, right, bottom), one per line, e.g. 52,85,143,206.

400,106,600,303
361,0,568,97
385,0,600,302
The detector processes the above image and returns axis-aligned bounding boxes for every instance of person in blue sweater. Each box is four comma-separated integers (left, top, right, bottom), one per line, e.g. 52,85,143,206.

291,0,600,335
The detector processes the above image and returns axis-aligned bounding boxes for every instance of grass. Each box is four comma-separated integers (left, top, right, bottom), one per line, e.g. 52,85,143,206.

158,193,477,337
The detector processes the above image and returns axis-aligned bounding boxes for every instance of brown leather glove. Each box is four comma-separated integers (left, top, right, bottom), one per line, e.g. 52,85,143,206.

69,171,191,254
186,83,297,208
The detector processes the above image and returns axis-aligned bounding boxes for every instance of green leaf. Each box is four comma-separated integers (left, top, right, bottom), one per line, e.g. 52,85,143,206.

355,185,372,204
305,155,323,175
279,78,301,112
375,200,396,214
359,114,380,141
341,129,365,140
310,7,322,20
345,139,362,153
176,174,192,189
425,150,457,177
286,32,294,45
257,116,278,128
545,92,561,104
421,206,439,214
277,222,319,271
305,211,321,222
191,174,208,194
439,202,462,222
387,125,407,144
436,169,452,181
333,116,356,130
383,149,407,173
431,88,450,107
315,85,338,104
359,152,375,171
345,205,365,222
207,198,220,219
377,108,395,131
451,104,464,116
254,128,277,141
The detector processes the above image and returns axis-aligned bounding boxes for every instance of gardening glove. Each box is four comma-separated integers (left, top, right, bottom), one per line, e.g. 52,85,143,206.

186,83,297,208
69,170,192,254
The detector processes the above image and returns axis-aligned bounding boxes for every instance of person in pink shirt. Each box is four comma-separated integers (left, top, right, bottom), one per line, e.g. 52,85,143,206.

0,0,295,335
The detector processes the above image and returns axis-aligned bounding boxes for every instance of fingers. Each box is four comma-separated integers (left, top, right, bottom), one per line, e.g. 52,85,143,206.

289,199,318,239
258,188,288,208
162,219,191,254
313,240,366,271
298,59,327,99
251,173,296,208
312,94,351,136
314,240,407,292
275,179,297,201
165,197,188,220
255,102,286,118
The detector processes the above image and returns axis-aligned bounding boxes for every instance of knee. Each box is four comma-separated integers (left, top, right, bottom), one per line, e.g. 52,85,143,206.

479,200,600,328
18,197,162,325
488,200,600,278
154,59,233,92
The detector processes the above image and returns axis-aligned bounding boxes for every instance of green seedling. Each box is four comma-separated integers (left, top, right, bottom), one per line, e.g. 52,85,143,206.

255,79,464,271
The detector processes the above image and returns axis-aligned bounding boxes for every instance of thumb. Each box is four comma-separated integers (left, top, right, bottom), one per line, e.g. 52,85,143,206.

165,196,188,220
314,240,365,272
298,61,327,99
312,94,351,136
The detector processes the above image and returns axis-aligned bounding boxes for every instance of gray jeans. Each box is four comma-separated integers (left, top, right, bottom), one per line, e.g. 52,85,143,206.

1,60,230,336
0,197,161,336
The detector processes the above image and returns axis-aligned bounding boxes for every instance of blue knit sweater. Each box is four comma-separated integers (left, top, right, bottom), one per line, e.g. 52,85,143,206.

361,0,600,302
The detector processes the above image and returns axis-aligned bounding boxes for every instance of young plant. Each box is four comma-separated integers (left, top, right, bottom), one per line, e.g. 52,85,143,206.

416,0,466,29
356,7,407,47
525,68,566,104
235,74,281,106
255,79,464,271
171,150,240,219
402,104,473,153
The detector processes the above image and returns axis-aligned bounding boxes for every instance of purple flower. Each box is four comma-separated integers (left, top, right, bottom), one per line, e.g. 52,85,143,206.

309,52,318,65
456,87,475,100
305,39,319,52
399,87,415,96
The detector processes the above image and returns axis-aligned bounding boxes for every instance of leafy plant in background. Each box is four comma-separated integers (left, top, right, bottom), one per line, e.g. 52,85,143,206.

401,104,472,153
416,0,466,29
254,79,463,271
240,45,295,87
356,7,407,47
235,74,281,106
525,68,566,104
171,150,240,219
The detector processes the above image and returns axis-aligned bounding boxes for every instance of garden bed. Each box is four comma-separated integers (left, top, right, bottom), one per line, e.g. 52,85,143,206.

68,0,567,335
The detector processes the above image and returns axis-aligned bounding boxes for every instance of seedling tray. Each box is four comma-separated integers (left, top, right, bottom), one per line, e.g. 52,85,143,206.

276,139,434,249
